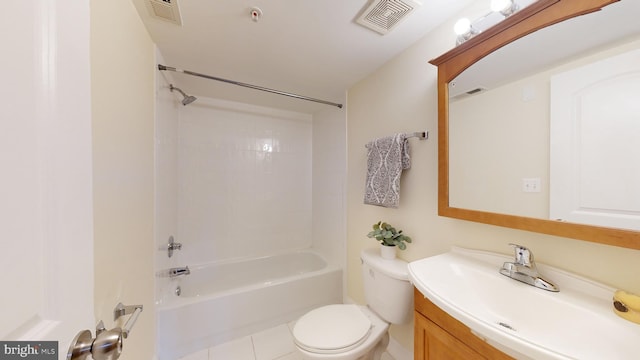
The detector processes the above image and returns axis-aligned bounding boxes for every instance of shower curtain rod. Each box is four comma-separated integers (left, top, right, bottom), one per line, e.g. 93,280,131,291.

158,64,343,109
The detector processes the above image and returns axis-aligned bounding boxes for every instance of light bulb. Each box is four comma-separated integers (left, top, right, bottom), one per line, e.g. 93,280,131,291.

491,0,511,12
454,18,471,36
491,0,519,16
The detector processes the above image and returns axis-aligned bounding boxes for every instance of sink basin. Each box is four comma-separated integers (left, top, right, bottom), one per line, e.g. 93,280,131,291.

408,247,640,360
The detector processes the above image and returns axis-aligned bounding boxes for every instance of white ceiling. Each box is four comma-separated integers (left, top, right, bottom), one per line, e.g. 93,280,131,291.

131,0,476,113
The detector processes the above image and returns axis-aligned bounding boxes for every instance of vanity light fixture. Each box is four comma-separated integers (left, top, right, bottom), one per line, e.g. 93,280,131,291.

454,0,524,45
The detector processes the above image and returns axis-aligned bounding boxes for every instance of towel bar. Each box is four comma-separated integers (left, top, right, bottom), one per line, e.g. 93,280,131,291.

364,131,428,148
408,131,428,139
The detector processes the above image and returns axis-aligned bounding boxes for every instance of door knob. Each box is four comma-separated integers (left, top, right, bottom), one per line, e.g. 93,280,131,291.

67,303,142,360
92,327,123,360
67,325,123,360
66,330,93,360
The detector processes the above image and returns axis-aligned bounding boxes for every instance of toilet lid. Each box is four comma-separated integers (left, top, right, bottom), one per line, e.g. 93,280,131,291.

293,304,372,354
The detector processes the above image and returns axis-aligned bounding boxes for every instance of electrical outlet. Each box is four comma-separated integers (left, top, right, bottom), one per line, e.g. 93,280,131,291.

522,178,541,193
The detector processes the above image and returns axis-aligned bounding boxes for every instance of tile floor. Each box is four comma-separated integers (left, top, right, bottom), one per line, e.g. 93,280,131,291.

178,321,396,360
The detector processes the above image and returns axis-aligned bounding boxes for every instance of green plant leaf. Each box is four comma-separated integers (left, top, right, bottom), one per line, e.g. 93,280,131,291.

368,221,412,251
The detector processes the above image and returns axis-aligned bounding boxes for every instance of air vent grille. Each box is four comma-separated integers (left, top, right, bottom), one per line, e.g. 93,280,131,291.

146,0,182,25
466,87,485,95
450,86,488,100
356,0,422,35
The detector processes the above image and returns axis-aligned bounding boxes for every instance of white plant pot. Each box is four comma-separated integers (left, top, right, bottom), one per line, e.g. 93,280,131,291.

380,244,397,260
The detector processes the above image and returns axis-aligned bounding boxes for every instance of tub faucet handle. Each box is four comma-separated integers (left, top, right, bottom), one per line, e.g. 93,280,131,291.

169,266,190,278
167,236,182,258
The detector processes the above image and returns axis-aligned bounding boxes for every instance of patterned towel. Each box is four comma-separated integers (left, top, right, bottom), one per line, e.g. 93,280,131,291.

364,133,411,208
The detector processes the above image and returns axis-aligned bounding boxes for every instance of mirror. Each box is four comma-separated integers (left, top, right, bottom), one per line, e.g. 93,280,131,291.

430,0,640,249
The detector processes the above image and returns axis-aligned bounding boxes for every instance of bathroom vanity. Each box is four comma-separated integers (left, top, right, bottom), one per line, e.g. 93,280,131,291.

413,289,512,360
409,247,640,360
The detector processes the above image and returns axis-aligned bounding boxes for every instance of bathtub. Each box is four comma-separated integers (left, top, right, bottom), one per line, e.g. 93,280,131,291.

157,250,342,360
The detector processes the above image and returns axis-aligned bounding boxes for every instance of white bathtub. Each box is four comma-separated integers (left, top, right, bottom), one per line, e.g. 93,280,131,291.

157,250,342,360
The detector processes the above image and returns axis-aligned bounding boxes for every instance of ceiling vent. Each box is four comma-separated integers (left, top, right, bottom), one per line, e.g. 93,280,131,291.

145,0,183,26
355,0,422,35
450,86,489,101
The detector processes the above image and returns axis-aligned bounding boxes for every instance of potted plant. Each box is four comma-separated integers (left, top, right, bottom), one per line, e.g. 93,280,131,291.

367,221,412,259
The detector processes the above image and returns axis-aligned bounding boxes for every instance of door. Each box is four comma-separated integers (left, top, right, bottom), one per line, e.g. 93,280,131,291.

550,47,640,230
1,1,94,357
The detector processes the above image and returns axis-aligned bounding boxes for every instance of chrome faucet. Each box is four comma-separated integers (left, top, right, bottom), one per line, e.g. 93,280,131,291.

499,244,559,292
168,266,190,278
167,236,182,258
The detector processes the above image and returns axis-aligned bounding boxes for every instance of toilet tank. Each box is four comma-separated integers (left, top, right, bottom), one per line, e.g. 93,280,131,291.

361,248,413,324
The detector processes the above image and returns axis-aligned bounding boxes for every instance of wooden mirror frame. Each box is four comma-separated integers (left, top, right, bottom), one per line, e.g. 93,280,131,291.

430,0,640,250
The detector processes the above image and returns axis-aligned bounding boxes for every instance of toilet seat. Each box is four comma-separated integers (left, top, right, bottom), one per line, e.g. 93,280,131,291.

293,304,372,354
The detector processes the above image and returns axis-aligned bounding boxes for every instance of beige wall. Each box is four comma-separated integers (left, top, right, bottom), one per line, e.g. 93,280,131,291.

346,9,640,353
91,0,156,357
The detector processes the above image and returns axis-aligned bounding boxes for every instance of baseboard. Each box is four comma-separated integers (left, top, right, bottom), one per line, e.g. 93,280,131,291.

387,336,413,360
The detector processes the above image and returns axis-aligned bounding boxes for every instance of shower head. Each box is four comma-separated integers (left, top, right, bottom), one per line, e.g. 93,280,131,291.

170,84,197,106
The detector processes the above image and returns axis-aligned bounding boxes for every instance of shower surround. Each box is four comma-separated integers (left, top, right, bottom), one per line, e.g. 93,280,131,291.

154,66,346,356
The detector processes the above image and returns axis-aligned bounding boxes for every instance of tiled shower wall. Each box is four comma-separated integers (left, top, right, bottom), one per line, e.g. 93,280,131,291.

177,99,313,265
156,62,346,304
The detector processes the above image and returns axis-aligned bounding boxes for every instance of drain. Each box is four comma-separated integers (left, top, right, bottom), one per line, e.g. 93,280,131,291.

175,286,181,296
497,322,516,331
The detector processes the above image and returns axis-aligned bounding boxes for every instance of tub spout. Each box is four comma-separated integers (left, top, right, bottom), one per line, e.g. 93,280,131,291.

169,266,190,278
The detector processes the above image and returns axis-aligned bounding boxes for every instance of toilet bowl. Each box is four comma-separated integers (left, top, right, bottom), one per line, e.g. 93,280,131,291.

292,248,413,360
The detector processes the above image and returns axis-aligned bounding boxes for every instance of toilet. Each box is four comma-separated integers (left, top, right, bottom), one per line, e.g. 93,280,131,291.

292,248,413,360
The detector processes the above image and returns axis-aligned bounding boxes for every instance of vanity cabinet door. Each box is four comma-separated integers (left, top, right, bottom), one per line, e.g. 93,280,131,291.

415,312,484,360
414,288,513,360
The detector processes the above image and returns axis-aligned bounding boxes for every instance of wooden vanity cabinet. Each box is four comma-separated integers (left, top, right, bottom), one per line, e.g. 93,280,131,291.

414,288,514,360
